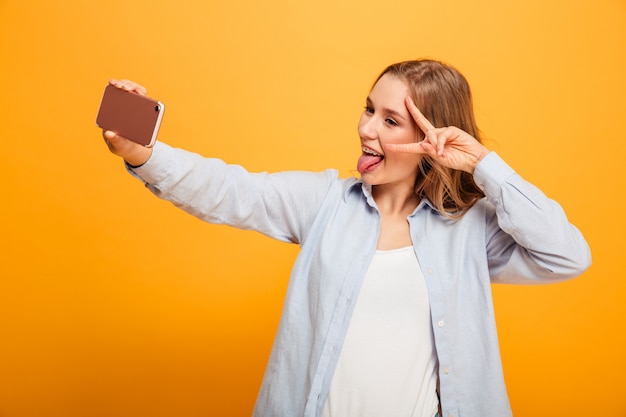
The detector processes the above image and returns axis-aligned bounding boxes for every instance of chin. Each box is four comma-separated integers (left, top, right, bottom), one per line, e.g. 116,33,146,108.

359,172,380,185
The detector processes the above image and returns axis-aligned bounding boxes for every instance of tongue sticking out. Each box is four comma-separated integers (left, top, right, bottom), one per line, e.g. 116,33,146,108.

357,154,383,174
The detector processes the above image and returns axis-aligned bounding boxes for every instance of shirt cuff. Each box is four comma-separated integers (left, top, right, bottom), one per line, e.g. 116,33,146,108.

125,141,173,184
472,151,517,198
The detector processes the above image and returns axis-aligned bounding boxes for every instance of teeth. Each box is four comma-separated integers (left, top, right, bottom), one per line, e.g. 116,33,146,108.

362,147,383,157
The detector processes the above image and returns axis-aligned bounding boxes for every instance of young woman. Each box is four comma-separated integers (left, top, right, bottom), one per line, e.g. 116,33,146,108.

102,59,591,417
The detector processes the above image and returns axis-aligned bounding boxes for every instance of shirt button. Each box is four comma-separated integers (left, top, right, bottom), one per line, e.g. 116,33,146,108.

437,320,445,327
427,268,433,274
444,367,450,374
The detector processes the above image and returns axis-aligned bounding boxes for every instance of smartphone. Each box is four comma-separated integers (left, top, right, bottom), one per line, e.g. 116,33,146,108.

96,83,165,147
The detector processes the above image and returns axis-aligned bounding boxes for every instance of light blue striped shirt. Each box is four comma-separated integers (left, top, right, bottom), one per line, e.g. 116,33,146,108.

129,142,591,417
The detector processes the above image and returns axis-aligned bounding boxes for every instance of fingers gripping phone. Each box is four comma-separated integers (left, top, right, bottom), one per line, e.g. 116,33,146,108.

96,84,165,147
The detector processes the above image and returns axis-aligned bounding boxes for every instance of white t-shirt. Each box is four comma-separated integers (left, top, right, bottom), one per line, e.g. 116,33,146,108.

322,246,439,417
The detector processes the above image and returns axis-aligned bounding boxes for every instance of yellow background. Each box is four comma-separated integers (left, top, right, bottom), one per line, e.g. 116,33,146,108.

1,0,624,415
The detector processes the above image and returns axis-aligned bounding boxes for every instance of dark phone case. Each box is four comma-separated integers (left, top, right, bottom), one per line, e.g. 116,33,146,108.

96,84,165,147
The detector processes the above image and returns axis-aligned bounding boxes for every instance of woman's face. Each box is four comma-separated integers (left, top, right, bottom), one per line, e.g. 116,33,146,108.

357,74,421,187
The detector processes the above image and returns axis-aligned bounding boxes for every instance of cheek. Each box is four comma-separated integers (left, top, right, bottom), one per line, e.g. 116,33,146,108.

391,128,418,145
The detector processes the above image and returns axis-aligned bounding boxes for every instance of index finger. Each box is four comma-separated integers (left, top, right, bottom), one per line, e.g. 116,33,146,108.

405,96,436,135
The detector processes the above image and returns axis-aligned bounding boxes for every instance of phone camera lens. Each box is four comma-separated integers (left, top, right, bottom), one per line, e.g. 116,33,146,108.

155,105,160,112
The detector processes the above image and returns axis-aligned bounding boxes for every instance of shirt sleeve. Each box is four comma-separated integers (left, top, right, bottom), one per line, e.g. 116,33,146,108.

473,152,592,284
126,141,337,244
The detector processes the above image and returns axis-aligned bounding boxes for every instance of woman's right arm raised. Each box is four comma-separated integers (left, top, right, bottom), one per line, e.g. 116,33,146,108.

98,80,336,244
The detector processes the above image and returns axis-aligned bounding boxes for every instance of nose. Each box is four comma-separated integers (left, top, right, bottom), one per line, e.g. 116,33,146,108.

358,113,377,141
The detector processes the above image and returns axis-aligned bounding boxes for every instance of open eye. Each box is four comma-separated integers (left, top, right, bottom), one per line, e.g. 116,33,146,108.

385,118,398,126
364,106,374,114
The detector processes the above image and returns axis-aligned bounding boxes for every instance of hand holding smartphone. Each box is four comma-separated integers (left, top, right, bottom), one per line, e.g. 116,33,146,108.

96,82,165,147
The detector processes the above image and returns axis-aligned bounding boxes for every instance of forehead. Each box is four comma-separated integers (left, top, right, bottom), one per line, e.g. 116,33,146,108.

369,74,410,103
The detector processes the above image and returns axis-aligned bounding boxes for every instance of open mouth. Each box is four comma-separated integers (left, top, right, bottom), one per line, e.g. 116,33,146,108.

362,146,383,157
357,146,384,174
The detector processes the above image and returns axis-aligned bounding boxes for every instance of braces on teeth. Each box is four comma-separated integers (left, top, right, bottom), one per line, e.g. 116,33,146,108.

362,147,383,156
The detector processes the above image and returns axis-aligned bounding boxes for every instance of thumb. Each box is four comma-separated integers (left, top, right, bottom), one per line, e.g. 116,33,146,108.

103,130,117,140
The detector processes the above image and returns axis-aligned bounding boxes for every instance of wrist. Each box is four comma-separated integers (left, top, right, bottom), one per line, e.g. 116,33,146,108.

467,147,490,174
124,147,153,167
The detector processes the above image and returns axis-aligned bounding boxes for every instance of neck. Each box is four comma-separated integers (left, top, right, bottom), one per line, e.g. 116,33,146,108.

372,183,419,216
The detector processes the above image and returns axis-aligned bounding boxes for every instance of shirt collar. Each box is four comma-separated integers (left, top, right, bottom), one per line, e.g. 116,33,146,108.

343,179,377,208
343,177,439,215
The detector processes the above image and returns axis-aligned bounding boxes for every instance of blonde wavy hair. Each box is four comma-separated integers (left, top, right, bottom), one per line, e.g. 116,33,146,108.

375,59,485,218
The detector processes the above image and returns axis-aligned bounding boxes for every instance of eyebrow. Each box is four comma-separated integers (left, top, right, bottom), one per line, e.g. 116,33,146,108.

366,97,407,121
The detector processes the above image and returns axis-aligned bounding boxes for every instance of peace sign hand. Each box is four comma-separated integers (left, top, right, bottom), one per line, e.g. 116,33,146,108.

385,97,490,174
